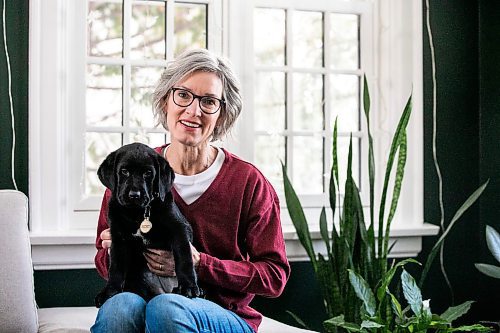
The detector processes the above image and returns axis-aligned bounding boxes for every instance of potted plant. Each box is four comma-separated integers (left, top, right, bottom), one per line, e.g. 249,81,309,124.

282,77,490,332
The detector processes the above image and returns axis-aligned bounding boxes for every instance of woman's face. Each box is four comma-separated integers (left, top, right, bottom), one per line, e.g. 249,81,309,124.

164,71,223,148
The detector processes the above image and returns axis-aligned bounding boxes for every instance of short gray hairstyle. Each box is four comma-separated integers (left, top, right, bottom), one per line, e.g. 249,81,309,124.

152,49,242,141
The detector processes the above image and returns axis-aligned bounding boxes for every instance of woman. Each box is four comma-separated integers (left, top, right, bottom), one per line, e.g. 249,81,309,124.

92,49,290,333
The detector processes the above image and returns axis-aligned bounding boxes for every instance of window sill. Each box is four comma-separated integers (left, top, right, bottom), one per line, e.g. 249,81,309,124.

30,223,439,270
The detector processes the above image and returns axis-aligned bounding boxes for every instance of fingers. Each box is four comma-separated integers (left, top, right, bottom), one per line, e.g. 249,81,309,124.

100,228,111,240
100,228,112,250
144,250,176,277
190,243,201,269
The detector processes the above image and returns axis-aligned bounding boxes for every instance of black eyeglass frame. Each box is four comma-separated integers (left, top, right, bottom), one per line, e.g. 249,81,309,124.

170,87,225,114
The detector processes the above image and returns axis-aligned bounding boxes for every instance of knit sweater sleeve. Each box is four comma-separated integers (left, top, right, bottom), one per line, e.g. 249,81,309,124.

197,176,290,298
94,190,111,280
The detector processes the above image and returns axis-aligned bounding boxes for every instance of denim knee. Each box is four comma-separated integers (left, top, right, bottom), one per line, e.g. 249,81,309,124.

91,292,146,333
146,294,194,332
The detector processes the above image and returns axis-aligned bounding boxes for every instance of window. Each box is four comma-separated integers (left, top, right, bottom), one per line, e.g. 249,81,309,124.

250,3,368,203
29,0,435,269
84,1,211,202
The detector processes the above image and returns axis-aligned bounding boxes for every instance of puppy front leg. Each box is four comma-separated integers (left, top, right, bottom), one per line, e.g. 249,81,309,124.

171,236,200,298
95,240,129,307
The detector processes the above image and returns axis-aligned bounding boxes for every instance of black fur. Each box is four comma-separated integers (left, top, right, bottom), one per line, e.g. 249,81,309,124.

95,143,200,308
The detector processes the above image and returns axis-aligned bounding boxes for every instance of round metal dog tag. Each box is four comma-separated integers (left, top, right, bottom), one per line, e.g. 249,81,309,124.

140,218,152,233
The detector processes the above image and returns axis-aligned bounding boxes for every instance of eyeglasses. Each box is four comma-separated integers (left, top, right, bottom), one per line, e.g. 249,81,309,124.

170,88,225,114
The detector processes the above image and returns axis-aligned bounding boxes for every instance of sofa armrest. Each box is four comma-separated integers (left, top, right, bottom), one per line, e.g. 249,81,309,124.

0,190,38,333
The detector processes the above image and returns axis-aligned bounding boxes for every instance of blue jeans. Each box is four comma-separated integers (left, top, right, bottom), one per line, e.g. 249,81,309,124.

91,292,254,333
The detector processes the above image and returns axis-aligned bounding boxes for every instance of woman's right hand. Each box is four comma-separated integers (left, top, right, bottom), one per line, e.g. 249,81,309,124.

100,228,112,254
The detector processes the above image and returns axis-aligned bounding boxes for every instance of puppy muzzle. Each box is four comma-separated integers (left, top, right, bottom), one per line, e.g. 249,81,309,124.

118,189,151,208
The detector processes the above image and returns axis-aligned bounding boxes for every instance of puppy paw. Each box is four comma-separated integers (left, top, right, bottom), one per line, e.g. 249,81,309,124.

173,284,201,298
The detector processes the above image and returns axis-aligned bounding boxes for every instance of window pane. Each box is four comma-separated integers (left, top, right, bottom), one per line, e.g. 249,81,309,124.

254,8,285,66
254,71,286,132
130,66,164,128
330,74,360,132
293,11,323,68
86,64,123,127
85,132,122,196
330,14,359,70
254,135,285,194
293,73,324,131
129,132,167,147
333,137,361,192
174,3,207,57
88,1,123,57
293,136,323,194
131,1,166,60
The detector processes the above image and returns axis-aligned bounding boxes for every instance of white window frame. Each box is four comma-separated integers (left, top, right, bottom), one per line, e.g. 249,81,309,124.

29,0,438,270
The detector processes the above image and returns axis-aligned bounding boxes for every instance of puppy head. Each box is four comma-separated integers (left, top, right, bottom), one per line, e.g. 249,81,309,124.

98,143,174,207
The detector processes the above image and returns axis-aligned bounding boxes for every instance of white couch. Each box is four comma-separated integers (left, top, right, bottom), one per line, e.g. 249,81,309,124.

0,190,316,333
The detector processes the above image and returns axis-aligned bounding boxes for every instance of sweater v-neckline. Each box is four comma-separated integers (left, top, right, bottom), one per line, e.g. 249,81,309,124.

171,148,229,208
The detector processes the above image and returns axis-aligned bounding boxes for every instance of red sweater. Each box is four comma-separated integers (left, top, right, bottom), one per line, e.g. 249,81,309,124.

94,147,290,332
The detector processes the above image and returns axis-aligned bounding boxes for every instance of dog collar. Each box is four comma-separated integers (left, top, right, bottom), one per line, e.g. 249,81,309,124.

139,205,152,233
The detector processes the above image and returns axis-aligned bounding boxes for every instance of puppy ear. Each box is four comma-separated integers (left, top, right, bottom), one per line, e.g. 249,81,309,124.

98,151,117,192
155,154,174,201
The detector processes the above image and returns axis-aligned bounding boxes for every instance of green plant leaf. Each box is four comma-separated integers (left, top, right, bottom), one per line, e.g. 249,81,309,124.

383,131,407,258
363,75,376,231
388,291,403,320
320,207,331,257
330,118,340,213
317,253,341,318
440,301,474,323
475,263,500,279
420,180,489,287
485,225,500,263
348,269,376,317
378,94,412,265
286,310,311,330
281,162,317,269
449,324,493,332
401,269,422,316
363,75,371,119
376,258,420,302
361,320,384,329
324,315,363,333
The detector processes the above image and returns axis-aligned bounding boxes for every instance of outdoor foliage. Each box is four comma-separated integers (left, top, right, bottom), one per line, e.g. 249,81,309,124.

282,76,489,332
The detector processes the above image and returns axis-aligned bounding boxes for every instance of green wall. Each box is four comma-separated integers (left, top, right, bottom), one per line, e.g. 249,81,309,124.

418,0,500,323
2,1,499,331
0,0,28,193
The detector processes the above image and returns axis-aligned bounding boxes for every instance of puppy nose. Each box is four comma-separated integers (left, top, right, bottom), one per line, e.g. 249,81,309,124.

128,190,141,200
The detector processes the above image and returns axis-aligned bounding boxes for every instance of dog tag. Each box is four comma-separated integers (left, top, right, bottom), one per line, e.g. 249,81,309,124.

140,217,152,233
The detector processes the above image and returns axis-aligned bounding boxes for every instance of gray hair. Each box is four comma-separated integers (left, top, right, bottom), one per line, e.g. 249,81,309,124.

152,49,242,141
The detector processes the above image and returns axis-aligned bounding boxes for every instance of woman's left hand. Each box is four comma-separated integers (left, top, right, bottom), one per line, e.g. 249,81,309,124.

144,243,201,277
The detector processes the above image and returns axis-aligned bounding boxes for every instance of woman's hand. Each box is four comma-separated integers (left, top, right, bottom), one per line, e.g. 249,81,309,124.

100,228,112,254
144,244,201,277
144,248,176,277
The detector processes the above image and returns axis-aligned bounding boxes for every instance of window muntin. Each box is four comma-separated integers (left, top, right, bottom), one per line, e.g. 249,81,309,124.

253,5,363,198
84,0,208,198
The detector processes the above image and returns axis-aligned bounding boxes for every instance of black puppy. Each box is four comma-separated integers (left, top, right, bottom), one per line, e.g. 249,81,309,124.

95,142,200,308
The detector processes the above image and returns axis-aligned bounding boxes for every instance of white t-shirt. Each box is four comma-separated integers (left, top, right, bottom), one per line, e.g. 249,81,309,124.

167,146,225,205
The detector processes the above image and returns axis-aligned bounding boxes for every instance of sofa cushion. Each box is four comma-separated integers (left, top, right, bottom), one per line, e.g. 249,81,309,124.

38,307,316,333
0,190,38,333
38,307,97,333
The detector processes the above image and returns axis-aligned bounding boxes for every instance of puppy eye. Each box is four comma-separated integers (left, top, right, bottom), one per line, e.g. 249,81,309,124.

144,170,153,178
120,169,130,177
